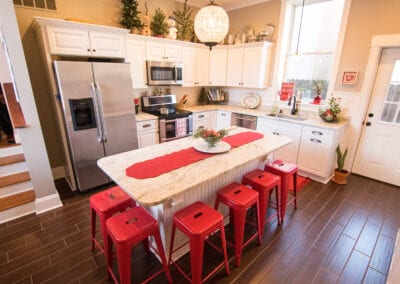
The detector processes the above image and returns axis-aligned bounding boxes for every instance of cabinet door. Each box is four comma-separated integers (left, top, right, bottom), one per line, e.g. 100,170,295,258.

210,47,227,86
137,120,159,148
181,47,196,86
164,43,181,61
196,48,210,86
193,112,210,131
146,41,165,60
46,25,91,56
226,48,243,86
89,31,125,58
242,47,265,87
297,137,331,176
216,110,231,130
126,38,147,88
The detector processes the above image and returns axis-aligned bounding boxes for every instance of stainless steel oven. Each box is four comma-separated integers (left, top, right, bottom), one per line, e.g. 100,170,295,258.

141,94,193,143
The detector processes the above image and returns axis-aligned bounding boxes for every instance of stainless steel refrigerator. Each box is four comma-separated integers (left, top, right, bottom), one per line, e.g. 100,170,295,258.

53,61,138,191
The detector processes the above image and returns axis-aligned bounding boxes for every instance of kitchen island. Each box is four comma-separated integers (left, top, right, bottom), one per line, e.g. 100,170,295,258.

97,127,291,258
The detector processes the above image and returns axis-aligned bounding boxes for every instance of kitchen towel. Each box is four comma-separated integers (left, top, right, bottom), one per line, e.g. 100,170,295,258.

126,131,264,179
175,118,187,137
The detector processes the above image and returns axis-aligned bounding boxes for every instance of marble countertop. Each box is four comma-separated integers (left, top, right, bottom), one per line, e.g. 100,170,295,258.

97,127,292,206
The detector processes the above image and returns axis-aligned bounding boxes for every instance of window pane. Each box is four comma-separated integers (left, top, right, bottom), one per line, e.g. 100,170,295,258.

46,0,57,10
387,84,400,102
13,0,22,5
22,0,34,7
35,0,45,9
381,103,397,122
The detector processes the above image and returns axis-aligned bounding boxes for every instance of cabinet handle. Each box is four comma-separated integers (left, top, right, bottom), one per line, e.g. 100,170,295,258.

198,115,205,118
221,113,225,116
142,124,151,128
311,130,323,135
310,138,321,143
273,132,279,135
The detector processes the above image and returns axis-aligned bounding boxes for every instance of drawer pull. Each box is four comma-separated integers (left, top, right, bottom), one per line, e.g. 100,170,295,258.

312,130,323,135
198,115,205,118
310,138,321,143
142,124,151,128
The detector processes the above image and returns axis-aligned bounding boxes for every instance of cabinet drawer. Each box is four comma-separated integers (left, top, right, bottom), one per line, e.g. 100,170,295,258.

137,120,158,131
193,111,210,120
302,126,334,141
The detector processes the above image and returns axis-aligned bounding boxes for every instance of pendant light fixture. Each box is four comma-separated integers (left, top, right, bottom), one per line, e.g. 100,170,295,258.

194,0,229,50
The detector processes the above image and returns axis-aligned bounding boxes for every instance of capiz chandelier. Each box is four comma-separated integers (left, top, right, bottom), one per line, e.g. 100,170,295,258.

194,0,229,50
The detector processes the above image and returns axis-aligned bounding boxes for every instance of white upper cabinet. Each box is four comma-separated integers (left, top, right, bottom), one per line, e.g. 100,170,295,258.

126,36,147,89
146,39,181,61
226,42,273,88
209,46,228,86
34,17,127,58
182,45,210,86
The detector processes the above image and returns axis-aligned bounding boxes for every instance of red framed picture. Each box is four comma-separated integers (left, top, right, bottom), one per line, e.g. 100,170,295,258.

342,71,358,85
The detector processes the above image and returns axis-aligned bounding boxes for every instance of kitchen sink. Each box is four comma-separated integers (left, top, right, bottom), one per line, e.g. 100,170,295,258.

266,113,309,121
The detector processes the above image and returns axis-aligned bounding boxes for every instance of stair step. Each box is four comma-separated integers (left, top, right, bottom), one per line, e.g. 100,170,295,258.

0,153,25,166
0,180,33,198
0,171,30,188
0,189,35,211
0,144,23,157
0,161,28,176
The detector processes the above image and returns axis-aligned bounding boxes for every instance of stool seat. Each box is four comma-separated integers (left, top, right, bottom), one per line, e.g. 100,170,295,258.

169,201,230,284
90,186,136,252
215,182,262,267
242,169,281,233
106,207,172,284
265,160,298,223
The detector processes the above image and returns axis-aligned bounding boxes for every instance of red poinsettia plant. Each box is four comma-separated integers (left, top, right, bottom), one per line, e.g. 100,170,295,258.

319,96,342,123
194,128,228,147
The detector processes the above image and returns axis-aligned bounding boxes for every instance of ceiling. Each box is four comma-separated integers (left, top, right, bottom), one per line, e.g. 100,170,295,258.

175,0,271,11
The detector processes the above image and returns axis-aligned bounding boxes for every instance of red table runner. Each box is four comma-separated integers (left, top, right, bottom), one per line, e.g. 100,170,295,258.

126,131,264,179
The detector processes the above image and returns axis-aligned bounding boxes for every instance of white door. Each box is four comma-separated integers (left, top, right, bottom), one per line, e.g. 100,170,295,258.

353,48,400,186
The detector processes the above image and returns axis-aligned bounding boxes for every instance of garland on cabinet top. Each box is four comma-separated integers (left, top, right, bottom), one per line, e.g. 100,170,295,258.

120,0,144,33
173,0,195,41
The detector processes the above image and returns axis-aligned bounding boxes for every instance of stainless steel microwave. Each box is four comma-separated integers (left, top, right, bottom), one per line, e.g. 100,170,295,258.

146,60,183,86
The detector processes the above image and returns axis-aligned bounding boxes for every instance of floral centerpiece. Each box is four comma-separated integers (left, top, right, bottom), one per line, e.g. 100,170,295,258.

318,96,342,123
194,128,228,147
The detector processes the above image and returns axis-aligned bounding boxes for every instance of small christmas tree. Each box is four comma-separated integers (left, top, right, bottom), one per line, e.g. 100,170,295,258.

173,0,194,41
120,0,144,32
150,8,168,37
198,87,208,105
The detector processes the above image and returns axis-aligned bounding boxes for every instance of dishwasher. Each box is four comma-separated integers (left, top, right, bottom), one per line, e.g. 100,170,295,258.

231,113,257,130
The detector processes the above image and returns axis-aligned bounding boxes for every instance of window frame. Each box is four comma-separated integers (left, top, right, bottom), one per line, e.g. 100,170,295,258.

272,0,352,105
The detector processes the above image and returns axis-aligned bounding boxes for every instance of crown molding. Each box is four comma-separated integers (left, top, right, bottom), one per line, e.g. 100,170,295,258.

174,0,271,11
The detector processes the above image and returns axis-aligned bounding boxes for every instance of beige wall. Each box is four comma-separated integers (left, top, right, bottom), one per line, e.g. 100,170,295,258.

13,0,189,169
335,0,400,92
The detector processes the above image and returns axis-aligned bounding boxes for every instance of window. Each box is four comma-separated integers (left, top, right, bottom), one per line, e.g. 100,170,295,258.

13,0,57,11
381,60,400,124
283,0,344,102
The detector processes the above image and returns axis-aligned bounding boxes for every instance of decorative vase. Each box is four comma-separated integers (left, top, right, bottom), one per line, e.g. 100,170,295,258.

313,95,321,104
332,169,349,184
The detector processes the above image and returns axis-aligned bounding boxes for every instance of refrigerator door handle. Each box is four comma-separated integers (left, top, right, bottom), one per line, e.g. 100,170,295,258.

90,83,103,143
95,82,107,142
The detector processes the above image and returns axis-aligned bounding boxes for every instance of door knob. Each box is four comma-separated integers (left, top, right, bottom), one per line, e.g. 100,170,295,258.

366,121,372,126
368,113,374,117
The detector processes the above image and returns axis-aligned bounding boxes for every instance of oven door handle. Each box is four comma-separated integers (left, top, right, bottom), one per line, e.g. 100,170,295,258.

173,66,178,82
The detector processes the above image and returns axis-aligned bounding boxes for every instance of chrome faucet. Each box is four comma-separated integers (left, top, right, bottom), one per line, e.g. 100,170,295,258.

291,95,298,115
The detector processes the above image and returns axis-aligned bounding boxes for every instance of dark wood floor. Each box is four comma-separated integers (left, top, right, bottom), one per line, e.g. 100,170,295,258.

0,174,399,283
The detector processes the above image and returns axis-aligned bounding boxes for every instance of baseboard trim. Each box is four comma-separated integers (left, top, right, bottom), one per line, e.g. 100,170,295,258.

35,193,63,214
0,201,35,224
52,166,65,180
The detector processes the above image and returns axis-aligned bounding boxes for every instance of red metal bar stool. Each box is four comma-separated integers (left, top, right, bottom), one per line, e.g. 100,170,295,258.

264,160,298,223
169,201,230,284
90,186,136,252
242,169,281,234
105,206,172,284
214,182,262,267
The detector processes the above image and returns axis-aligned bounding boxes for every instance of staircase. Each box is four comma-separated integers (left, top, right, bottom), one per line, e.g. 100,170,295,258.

0,143,36,223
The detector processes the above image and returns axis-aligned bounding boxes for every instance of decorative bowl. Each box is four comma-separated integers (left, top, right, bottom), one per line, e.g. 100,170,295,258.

194,128,228,148
319,113,340,123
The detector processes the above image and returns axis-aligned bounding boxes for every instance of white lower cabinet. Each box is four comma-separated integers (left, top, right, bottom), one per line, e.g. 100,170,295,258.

136,120,159,148
257,117,302,164
216,110,231,130
193,111,211,131
297,126,337,181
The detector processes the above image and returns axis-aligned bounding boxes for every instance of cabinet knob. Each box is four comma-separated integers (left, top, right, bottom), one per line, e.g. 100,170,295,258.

366,121,372,126
368,113,374,118
87,48,91,52
92,49,96,52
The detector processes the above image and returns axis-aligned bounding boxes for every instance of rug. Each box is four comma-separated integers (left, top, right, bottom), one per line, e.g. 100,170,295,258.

288,175,311,192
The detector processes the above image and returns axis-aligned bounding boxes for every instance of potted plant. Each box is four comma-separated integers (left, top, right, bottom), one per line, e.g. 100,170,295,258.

312,80,325,104
173,0,194,41
319,96,342,123
119,0,144,33
150,8,168,37
332,144,349,184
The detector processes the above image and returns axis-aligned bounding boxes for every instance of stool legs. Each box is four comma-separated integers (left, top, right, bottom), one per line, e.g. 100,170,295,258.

190,235,204,284
293,172,298,209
